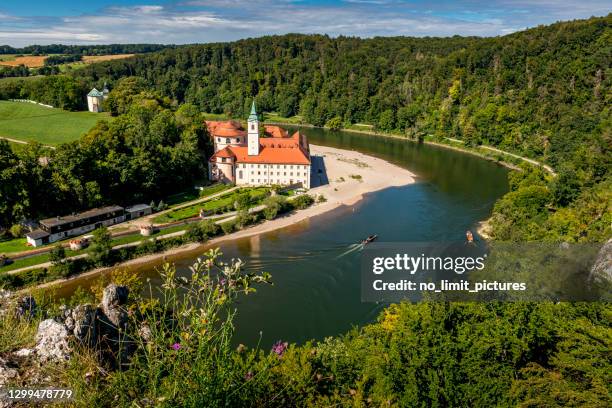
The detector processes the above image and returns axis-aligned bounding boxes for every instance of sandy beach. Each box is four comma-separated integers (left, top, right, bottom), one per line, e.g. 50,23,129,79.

24,144,416,292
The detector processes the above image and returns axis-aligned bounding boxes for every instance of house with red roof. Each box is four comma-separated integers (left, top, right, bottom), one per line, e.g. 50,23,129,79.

207,101,311,188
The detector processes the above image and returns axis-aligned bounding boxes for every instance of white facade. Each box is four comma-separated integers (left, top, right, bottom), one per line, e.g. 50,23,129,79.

235,163,311,188
86,85,109,113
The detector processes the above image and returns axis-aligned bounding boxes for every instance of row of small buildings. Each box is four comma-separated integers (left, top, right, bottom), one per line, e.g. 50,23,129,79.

26,204,151,247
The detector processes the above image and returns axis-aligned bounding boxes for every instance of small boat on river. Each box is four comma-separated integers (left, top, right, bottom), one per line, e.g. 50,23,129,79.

361,235,378,245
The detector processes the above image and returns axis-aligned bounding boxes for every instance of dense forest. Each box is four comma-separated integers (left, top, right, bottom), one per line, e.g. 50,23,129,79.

0,44,172,55
0,84,211,229
1,14,609,241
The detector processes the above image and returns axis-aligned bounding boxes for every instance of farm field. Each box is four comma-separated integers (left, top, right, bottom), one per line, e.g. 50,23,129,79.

0,55,47,67
82,54,135,63
0,101,106,145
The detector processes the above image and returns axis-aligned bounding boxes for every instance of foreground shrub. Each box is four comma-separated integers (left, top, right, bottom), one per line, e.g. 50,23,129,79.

71,249,272,406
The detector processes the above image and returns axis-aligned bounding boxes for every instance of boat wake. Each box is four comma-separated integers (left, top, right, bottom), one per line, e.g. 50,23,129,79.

335,243,364,259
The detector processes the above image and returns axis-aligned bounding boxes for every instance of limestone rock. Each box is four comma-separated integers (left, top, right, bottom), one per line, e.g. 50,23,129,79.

35,319,70,362
13,348,34,358
138,323,153,343
0,357,18,387
101,284,129,329
589,239,612,286
72,304,98,347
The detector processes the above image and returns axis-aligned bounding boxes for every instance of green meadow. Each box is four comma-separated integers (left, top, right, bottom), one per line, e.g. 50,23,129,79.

0,100,105,145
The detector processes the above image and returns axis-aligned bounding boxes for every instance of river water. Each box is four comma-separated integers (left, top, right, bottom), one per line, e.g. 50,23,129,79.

55,128,509,347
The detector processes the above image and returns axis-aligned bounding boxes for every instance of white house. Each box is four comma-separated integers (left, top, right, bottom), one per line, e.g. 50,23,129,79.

87,83,109,113
207,102,311,188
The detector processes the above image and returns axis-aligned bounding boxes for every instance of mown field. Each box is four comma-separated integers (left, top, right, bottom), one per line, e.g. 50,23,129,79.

0,101,105,145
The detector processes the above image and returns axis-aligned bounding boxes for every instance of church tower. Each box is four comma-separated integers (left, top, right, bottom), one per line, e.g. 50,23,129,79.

247,100,260,156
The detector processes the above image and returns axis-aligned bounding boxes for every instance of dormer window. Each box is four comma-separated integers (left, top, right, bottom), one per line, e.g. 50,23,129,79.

226,138,230,143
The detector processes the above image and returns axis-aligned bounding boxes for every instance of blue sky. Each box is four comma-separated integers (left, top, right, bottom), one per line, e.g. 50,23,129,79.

0,1,609,46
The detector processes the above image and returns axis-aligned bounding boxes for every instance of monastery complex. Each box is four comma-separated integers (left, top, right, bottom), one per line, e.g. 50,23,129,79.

207,102,312,188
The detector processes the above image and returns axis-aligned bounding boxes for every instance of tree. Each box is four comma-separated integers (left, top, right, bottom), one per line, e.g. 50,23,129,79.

9,224,24,238
90,227,113,266
263,196,288,220
49,244,66,266
233,193,251,211
378,110,395,132
325,116,343,131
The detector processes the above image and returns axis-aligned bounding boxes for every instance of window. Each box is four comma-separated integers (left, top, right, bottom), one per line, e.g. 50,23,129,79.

239,170,243,179
251,124,255,130
217,138,221,142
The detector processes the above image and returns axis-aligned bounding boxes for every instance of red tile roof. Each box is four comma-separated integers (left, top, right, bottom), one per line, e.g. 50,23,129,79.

206,120,246,137
263,125,288,138
207,121,310,165
231,145,310,165
212,146,235,159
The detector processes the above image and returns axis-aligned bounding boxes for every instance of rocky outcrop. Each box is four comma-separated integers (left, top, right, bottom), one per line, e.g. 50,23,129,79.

30,284,131,365
101,284,129,330
70,304,98,347
589,239,612,299
35,319,71,362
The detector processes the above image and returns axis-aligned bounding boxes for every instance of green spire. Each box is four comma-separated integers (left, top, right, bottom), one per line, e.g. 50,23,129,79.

248,100,258,121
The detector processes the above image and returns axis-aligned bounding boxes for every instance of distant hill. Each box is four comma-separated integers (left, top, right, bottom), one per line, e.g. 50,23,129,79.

0,44,173,56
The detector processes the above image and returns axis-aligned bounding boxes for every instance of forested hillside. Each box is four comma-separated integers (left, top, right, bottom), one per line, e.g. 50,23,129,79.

70,15,609,168
0,15,609,239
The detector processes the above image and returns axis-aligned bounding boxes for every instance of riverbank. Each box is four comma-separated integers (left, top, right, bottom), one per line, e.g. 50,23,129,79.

20,144,416,293
266,121,556,175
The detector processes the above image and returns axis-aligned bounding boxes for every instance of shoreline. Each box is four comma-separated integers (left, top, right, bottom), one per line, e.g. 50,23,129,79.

22,144,417,293
266,121,530,173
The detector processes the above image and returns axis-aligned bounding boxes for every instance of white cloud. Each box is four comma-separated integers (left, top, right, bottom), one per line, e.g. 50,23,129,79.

0,0,608,46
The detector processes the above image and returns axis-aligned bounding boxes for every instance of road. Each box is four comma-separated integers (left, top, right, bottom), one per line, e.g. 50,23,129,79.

0,136,56,149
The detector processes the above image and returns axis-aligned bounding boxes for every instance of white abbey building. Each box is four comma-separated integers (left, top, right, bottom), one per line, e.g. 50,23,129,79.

207,102,311,188
87,83,109,112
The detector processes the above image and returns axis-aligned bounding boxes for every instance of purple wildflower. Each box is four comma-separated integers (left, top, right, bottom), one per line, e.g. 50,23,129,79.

271,341,288,358
219,278,227,286
244,371,254,381
171,342,181,351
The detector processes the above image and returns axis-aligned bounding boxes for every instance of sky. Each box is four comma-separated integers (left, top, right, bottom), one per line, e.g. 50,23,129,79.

0,1,609,46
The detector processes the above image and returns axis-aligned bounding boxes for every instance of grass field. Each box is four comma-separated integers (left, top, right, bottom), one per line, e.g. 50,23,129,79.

153,187,269,224
0,101,106,145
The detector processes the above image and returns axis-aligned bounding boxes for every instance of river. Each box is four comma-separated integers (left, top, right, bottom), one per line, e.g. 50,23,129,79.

55,128,509,347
